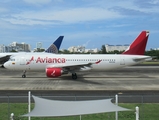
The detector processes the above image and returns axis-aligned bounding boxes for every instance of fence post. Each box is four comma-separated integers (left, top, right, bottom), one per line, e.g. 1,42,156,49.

8,95,10,120
115,94,118,120
10,113,14,120
135,106,139,120
28,91,31,120
80,115,81,120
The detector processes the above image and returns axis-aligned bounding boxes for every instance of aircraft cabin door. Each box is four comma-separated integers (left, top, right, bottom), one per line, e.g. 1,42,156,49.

20,57,30,70
120,56,125,65
20,57,26,65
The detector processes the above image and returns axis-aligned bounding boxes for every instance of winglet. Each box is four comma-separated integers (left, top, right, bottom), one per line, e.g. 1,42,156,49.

122,31,149,55
45,36,64,54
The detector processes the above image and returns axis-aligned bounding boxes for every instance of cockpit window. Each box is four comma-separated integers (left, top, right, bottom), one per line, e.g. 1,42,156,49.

9,58,15,61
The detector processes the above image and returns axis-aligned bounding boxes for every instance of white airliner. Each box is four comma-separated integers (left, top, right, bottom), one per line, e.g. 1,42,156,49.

4,31,151,79
0,36,64,67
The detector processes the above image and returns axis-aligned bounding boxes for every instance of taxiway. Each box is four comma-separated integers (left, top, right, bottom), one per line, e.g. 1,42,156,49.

0,66,159,91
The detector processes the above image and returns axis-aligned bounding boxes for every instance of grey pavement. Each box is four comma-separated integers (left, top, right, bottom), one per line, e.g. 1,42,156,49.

0,66,159,91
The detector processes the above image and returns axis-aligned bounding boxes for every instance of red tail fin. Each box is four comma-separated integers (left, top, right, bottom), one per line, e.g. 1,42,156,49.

122,31,149,55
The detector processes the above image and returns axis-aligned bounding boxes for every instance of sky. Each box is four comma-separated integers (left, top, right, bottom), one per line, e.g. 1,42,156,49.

0,0,159,50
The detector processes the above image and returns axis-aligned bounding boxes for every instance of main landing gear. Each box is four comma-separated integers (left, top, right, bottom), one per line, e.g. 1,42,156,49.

72,73,77,80
22,70,26,78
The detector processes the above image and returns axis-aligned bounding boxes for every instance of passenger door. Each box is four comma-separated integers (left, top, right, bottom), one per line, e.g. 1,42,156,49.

20,57,26,65
120,56,125,65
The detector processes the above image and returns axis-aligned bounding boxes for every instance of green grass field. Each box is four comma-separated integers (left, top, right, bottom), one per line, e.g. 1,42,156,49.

0,103,159,120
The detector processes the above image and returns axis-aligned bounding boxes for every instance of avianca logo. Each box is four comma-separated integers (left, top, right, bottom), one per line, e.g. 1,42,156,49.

51,70,55,76
36,57,66,63
26,56,34,65
26,56,66,65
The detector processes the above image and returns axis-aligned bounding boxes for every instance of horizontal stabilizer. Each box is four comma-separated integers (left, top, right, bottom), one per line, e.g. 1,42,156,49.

133,56,152,62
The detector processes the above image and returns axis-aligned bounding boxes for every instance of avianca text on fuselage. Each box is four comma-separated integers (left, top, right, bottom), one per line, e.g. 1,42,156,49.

36,57,66,63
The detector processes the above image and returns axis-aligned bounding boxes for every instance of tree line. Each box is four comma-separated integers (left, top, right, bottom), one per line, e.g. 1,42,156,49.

59,45,159,59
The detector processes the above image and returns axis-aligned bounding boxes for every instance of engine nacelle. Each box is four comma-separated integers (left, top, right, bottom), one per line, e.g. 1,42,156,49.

46,68,63,78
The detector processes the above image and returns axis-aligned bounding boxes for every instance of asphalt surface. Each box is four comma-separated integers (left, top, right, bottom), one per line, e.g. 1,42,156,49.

0,66,159,91
0,66,159,103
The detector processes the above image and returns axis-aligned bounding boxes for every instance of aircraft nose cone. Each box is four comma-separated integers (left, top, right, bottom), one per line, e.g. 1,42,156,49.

4,62,9,69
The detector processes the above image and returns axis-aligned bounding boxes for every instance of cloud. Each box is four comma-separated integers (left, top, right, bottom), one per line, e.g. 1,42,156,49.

1,1,159,26
64,30,113,40
107,0,159,16
134,0,159,8
2,7,122,25
83,40,91,47
0,0,159,50
0,7,8,13
106,24,132,28
2,18,56,26
23,0,52,5
110,6,149,16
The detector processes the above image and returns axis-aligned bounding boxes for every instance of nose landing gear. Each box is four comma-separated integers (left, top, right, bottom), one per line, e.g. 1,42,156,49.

22,70,26,78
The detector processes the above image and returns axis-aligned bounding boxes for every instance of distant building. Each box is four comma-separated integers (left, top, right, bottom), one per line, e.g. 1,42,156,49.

68,46,99,53
85,48,99,53
0,42,31,53
68,46,85,53
0,45,6,52
105,44,129,52
0,44,17,52
151,48,159,50
34,42,45,52
10,42,31,52
36,42,42,49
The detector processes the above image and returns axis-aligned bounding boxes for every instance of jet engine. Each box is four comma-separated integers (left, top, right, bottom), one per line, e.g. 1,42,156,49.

46,67,68,78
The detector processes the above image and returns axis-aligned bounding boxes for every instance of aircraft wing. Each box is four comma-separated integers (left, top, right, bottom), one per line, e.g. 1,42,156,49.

0,55,11,65
46,60,101,70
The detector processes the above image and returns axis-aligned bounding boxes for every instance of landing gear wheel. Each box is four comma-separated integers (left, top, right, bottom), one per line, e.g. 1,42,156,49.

22,70,26,78
22,74,26,78
72,73,77,80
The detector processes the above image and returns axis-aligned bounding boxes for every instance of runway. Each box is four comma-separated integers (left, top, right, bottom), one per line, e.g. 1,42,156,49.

0,66,159,91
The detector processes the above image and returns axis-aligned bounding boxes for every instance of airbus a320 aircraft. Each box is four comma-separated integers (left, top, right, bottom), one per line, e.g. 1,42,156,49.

4,31,151,79
0,36,64,67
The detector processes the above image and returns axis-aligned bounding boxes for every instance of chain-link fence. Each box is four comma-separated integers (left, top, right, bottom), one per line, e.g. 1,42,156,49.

0,94,159,120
